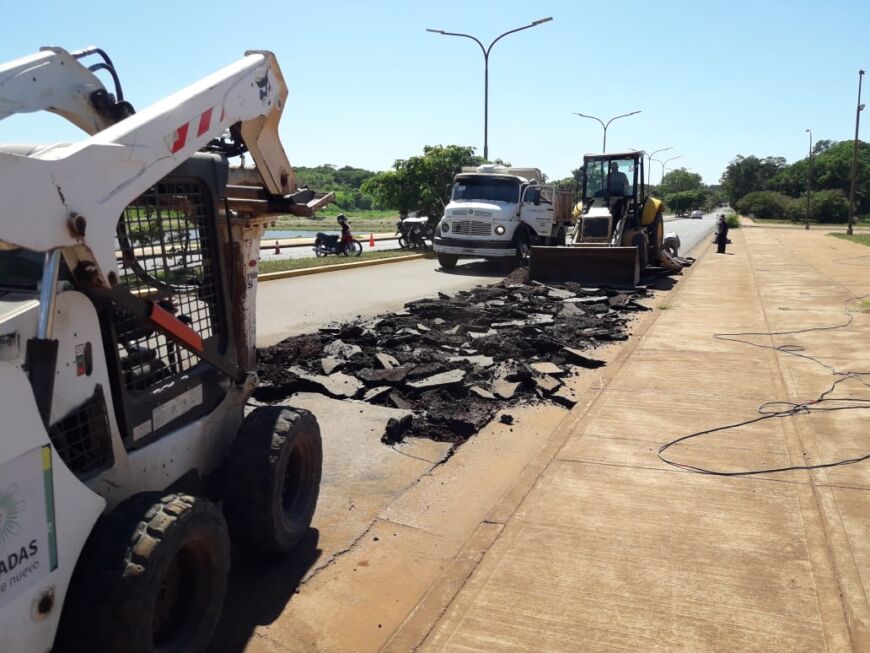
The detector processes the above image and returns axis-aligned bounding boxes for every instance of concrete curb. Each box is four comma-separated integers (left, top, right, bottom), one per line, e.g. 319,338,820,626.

258,253,430,282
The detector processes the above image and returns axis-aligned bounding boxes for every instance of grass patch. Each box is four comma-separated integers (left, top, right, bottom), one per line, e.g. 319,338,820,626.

860,300,870,313
259,249,423,274
659,304,672,310
829,233,870,247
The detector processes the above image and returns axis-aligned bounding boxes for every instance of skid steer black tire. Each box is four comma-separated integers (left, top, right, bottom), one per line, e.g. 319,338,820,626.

55,493,230,653
437,253,459,270
224,407,322,555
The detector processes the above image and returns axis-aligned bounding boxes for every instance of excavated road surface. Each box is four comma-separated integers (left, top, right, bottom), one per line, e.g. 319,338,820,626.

256,267,656,445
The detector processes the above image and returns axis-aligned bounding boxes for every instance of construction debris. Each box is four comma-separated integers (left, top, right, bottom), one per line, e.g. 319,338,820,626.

256,267,651,444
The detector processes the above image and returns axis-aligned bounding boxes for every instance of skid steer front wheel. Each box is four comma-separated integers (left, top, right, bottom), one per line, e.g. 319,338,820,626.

224,407,323,554
55,493,230,653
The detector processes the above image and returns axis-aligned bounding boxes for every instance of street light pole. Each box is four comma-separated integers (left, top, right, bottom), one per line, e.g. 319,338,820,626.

654,155,683,188
573,110,642,152
805,129,813,230
427,17,553,161
847,69,865,236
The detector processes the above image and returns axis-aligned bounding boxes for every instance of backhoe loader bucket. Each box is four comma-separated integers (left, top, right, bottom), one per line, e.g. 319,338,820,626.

528,245,640,288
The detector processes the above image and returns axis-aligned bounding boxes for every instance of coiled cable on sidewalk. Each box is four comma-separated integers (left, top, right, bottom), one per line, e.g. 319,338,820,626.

658,292,870,476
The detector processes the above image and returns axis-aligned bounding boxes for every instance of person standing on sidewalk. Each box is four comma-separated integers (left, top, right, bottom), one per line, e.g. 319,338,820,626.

715,215,730,254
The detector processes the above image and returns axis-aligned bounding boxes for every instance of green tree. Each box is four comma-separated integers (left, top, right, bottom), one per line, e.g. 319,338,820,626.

720,155,786,206
362,145,483,219
736,191,790,219
660,168,703,194
665,189,706,215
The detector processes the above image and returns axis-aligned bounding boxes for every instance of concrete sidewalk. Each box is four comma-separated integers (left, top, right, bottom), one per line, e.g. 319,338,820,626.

408,228,870,651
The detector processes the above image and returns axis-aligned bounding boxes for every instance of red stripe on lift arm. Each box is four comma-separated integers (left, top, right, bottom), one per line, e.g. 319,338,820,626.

197,108,213,137
149,302,203,352
170,123,190,153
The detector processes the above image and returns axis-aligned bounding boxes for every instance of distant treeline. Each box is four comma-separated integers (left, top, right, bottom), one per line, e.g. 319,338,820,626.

295,164,383,211
720,140,870,222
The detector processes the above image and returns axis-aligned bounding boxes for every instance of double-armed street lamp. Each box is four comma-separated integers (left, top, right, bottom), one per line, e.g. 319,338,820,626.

805,129,813,230
631,146,673,186
847,69,865,236
426,17,553,161
652,155,683,189
573,110,642,152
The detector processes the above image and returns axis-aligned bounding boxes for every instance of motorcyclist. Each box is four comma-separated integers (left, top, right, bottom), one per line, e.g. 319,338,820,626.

337,213,351,241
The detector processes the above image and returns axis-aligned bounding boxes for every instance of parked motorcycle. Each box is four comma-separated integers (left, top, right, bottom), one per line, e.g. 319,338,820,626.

314,219,363,257
396,215,431,250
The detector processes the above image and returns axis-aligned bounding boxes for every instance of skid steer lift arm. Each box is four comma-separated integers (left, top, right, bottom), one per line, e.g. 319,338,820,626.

0,46,133,134
0,48,300,283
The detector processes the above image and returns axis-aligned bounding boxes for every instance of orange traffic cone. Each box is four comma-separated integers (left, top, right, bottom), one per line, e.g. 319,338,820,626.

369,233,376,248
274,241,280,254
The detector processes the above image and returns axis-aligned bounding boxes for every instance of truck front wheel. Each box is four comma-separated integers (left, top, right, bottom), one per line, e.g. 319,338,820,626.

514,228,534,261
55,493,230,653
437,253,459,270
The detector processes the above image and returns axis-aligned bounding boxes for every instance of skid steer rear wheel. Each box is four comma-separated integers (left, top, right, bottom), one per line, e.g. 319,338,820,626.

224,407,323,554
55,493,230,653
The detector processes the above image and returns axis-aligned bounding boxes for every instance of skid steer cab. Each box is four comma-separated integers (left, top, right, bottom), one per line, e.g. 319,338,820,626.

0,47,325,652
529,151,665,288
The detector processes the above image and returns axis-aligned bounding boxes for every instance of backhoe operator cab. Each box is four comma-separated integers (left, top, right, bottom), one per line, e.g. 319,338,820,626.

0,47,325,652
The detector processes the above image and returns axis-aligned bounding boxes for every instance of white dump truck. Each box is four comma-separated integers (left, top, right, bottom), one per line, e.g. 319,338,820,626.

432,165,573,269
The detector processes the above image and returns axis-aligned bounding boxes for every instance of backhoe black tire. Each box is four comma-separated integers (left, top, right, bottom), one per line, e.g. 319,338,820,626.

648,212,664,264
55,493,230,653
224,407,322,555
437,253,459,270
632,233,649,270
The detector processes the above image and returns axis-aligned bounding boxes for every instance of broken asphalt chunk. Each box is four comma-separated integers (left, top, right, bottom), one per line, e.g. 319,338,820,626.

529,361,565,376
469,385,496,400
562,347,605,368
407,369,466,390
382,414,414,444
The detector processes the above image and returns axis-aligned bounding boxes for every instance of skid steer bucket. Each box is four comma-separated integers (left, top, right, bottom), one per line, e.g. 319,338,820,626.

528,245,640,288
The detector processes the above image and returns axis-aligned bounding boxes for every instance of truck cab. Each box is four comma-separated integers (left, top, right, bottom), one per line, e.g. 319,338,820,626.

433,165,572,270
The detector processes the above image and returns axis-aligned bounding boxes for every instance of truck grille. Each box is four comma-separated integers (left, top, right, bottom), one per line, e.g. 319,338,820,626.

452,220,492,236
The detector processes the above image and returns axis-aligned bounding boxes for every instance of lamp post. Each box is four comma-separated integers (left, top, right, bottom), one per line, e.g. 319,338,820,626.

805,129,813,230
847,69,865,236
573,110,641,152
426,17,553,161
653,155,683,188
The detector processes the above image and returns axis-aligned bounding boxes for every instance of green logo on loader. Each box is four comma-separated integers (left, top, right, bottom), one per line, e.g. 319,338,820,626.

0,484,24,552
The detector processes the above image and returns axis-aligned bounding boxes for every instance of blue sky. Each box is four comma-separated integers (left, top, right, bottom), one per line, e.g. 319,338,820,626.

0,0,867,185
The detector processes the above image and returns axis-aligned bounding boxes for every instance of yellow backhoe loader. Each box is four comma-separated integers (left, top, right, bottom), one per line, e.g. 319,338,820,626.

528,151,667,288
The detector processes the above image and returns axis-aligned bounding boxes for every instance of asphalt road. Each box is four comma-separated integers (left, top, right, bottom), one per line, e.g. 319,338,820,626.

255,213,717,346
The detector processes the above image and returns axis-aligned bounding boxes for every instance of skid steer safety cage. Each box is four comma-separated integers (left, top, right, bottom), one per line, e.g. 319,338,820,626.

113,178,224,392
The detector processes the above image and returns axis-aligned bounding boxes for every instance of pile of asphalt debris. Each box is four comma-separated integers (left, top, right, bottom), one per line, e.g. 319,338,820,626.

255,268,650,445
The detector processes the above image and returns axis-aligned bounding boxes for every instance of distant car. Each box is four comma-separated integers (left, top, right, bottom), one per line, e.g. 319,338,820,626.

690,210,703,219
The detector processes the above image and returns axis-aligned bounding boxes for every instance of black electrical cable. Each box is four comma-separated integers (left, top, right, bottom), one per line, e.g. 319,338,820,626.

658,292,870,476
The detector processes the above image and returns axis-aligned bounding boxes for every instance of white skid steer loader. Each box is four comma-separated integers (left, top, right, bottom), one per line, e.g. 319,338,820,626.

0,47,330,652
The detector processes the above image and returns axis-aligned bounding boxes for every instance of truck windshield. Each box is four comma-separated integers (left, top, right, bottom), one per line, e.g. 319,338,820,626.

452,177,519,203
